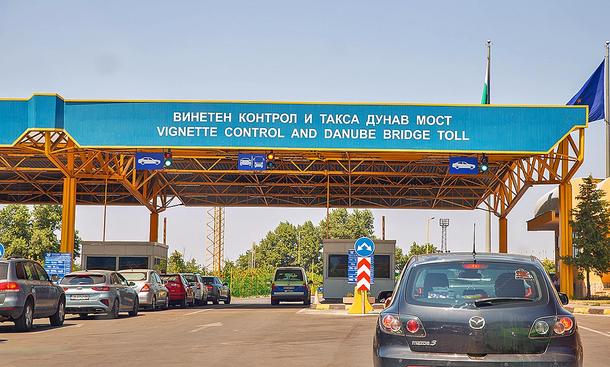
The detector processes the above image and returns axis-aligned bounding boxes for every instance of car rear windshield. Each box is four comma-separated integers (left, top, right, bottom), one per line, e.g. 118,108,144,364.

161,275,180,283
121,272,147,281
405,261,547,308
61,274,106,285
0,263,7,280
275,269,303,281
202,277,214,284
182,274,197,282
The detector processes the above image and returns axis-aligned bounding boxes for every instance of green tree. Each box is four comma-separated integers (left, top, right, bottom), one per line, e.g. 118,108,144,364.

563,176,610,299
167,250,186,273
184,258,203,273
318,208,375,239
407,242,439,258
540,259,555,275
394,247,409,275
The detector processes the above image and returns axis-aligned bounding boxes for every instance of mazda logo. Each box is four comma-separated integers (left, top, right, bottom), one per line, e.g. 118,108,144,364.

469,316,485,330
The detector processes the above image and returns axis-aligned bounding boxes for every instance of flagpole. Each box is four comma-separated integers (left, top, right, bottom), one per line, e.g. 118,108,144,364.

485,40,492,253
604,41,610,177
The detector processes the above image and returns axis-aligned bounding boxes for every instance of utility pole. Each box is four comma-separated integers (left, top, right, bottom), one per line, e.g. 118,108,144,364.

426,216,435,245
439,218,450,252
484,40,492,252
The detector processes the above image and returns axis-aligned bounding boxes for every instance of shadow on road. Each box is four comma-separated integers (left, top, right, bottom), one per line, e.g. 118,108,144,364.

0,322,81,334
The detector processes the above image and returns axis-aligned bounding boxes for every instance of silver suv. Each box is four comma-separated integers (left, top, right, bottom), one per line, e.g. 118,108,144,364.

0,258,66,331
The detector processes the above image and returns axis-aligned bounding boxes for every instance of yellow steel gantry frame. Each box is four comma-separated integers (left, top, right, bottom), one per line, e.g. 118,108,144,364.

0,127,585,296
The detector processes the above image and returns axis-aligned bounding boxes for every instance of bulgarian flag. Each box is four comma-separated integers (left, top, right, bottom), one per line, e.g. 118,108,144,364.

481,49,490,104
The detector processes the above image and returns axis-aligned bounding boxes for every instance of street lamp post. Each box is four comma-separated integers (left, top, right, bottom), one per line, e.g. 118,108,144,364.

426,216,435,246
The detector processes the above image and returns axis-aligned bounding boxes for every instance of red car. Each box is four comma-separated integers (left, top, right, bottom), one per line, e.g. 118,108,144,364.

160,274,194,308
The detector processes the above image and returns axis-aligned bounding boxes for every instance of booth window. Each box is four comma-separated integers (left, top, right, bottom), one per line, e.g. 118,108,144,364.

374,255,391,279
328,254,348,278
87,256,117,271
118,256,148,270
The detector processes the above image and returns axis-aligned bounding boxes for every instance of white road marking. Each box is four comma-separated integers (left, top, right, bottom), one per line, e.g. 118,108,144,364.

35,323,83,334
189,322,222,333
184,309,212,316
579,325,610,338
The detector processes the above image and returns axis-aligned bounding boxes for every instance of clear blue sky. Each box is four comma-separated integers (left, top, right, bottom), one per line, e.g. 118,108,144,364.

0,0,607,265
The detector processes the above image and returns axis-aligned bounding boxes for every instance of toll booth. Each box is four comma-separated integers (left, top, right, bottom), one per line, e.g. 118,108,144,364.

81,241,169,271
322,239,395,301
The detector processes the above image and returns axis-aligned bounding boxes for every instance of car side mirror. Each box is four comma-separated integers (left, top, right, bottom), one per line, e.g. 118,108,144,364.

558,292,569,305
128,281,136,286
223,282,228,286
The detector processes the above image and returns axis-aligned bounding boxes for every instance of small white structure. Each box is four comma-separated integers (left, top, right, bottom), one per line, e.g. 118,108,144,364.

322,239,396,301
81,241,169,271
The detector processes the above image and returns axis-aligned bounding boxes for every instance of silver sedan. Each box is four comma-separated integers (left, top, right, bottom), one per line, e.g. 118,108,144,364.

119,269,169,310
61,271,139,318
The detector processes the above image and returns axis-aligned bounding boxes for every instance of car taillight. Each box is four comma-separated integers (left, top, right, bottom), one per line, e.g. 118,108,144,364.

140,284,150,292
379,313,426,337
92,286,110,291
529,316,575,338
0,281,20,292
63,287,69,291
206,285,213,290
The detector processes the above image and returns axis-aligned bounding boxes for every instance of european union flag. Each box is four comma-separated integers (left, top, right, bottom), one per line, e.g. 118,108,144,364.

567,60,605,121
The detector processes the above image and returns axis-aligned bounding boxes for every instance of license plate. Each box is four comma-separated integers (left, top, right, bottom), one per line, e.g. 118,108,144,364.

283,287,294,291
71,295,89,300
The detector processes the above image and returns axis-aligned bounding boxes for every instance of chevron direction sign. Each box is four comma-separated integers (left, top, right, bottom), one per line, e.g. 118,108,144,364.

357,256,372,291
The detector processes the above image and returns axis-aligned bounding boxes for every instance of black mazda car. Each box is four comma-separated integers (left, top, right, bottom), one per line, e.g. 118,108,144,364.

373,253,582,366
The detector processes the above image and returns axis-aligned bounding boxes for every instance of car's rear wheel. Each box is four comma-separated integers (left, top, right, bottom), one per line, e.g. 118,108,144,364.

128,299,139,317
151,295,157,311
50,297,65,326
14,299,34,332
108,299,119,319
180,297,187,308
303,297,311,306
164,297,170,309
212,297,219,305
271,299,279,306
223,295,231,304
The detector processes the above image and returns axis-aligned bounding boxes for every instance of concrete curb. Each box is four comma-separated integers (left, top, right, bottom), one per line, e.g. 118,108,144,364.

565,306,610,315
310,303,385,311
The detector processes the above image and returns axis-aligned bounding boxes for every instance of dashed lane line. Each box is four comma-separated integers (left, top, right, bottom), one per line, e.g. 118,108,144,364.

578,325,610,338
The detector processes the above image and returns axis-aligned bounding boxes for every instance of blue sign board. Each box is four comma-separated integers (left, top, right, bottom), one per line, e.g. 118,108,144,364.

355,237,375,257
0,243,4,258
135,152,165,170
347,249,374,284
237,153,267,171
449,156,479,175
0,95,587,154
44,252,72,281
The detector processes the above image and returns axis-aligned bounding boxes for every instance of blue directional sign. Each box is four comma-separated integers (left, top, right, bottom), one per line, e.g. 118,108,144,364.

449,156,479,175
348,249,375,284
0,243,4,258
135,152,165,171
44,252,72,282
237,153,267,171
354,237,375,257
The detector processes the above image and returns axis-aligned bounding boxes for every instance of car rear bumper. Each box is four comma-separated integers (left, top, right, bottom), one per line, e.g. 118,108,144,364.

138,292,154,306
271,293,308,301
374,340,582,367
0,306,23,320
65,305,110,314
0,293,24,320
65,296,112,314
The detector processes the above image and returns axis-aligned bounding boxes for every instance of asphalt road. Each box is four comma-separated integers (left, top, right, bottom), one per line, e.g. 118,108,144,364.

0,298,608,367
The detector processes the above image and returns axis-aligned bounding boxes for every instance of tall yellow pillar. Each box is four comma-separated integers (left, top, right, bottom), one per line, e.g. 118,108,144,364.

559,181,574,298
149,211,159,243
499,217,508,253
60,177,77,256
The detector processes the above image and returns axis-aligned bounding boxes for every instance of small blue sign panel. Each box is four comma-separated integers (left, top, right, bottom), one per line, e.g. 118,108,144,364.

135,152,165,171
449,156,479,175
44,252,72,282
354,237,375,257
238,153,267,171
347,249,357,283
0,243,4,258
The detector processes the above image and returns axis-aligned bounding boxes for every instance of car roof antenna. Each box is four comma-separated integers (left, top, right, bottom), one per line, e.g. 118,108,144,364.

472,223,477,263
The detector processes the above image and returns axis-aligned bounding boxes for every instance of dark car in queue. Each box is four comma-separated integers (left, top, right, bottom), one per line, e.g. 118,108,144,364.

0,258,66,331
160,273,194,308
202,276,231,305
374,253,582,367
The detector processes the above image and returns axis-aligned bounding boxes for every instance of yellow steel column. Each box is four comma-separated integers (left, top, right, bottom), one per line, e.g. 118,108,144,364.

559,180,574,298
60,177,77,255
149,211,159,243
499,217,507,253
